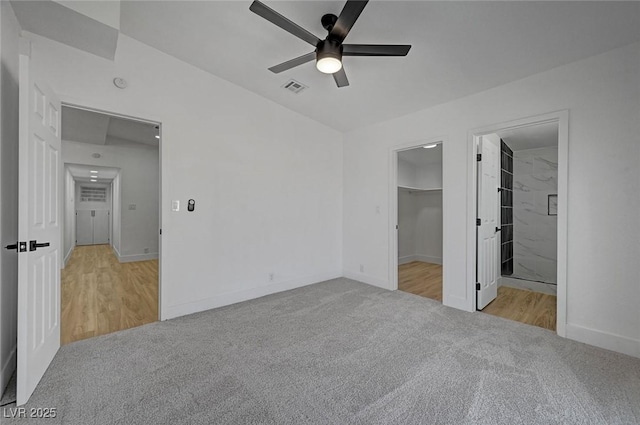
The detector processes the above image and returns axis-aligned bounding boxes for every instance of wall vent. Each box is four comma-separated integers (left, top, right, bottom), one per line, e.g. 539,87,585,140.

282,79,308,94
80,186,106,202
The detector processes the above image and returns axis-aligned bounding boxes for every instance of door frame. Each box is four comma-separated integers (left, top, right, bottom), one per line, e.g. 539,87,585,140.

388,136,447,292
59,102,164,320
466,110,569,336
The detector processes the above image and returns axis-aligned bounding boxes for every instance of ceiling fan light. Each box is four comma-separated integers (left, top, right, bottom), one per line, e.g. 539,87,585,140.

316,39,343,74
316,57,342,74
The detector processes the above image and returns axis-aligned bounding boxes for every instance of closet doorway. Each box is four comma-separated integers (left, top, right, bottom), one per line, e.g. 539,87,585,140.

395,142,443,301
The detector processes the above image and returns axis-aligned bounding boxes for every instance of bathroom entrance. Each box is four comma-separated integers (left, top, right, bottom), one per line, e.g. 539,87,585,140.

473,113,568,332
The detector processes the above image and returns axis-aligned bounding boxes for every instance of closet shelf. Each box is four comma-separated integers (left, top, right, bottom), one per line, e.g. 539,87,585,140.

398,185,442,193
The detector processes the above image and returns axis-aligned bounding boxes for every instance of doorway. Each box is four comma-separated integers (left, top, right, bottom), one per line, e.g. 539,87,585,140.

470,112,568,334
60,105,161,344
392,141,444,301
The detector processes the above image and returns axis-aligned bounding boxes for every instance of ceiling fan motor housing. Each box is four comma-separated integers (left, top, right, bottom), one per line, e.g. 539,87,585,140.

321,13,338,32
316,39,343,62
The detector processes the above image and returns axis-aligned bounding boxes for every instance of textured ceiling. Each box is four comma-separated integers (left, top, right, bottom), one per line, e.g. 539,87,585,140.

62,106,159,148
12,1,640,132
119,1,640,131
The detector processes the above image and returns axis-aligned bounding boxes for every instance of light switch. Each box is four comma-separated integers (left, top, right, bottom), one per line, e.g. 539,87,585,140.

172,200,180,211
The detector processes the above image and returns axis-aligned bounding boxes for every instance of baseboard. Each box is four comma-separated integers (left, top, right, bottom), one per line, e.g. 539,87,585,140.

566,323,640,358
398,255,442,265
415,255,442,265
63,246,74,267
0,345,16,399
398,255,416,265
162,270,342,320
343,270,391,290
112,246,158,263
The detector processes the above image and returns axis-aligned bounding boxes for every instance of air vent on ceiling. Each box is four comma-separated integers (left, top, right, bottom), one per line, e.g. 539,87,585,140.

282,79,308,94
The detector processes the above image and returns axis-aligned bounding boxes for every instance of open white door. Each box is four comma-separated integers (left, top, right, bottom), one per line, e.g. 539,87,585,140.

476,134,500,310
16,52,61,405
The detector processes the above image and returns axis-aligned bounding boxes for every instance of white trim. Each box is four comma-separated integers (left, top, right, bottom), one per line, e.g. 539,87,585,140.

467,110,569,336
343,270,392,290
116,252,158,263
63,245,74,267
59,99,163,322
566,324,640,359
0,345,17,398
389,137,447,295
163,270,342,320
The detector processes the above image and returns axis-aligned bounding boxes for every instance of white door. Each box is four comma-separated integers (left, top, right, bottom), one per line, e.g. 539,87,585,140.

476,134,500,310
75,210,93,245
93,210,110,244
17,53,61,405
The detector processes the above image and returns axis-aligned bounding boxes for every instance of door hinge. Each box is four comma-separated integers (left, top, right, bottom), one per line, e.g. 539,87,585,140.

159,229,162,235
476,218,481,226
476,282,481,290
477,153,482,161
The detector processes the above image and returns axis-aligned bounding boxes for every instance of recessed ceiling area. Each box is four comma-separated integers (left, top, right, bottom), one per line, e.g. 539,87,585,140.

498,122,558,151
62,106,159,149
12,1,640,132
67,164,119,184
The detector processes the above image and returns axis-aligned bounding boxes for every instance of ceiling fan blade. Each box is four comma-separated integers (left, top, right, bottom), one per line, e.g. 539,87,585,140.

268,52,316,73
343,44,411,56
330,0,368,43
250,1,321,47
333,67,350,88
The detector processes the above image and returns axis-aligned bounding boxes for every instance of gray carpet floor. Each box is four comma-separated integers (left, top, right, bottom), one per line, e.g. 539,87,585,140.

3,278,640,424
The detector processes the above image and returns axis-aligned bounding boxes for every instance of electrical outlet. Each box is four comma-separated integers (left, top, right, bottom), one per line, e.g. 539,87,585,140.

144,248,149,254
360,264,364,273
269,273,274,282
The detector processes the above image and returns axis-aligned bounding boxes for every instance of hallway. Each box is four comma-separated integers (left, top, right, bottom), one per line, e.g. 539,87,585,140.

61,245,158,345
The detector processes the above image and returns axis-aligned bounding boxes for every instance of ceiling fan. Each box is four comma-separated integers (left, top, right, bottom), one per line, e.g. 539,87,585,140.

249,0,411,88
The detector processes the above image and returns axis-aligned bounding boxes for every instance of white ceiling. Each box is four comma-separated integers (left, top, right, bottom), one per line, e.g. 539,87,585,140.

398,143,442,167
497,122,558,152
12,1,640,132
11,0,118,60
119,1,640,131
67,164,119,184
62,106,159,148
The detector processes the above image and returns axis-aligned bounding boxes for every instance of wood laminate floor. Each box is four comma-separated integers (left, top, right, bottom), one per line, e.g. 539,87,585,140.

398,261,556,331
398,261,443,302
61,244,158,345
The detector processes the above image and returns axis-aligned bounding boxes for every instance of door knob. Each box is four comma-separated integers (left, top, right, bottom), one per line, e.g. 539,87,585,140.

29,240,50,251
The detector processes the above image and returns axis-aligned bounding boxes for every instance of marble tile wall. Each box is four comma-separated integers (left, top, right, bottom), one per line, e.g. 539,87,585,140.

512,146,558,284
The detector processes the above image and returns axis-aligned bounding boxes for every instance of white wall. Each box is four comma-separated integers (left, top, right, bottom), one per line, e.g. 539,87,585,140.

397,190,416,262
0,0,21,396
344,42,640,357
28,32,344,320
62,140,157,261
397,156,443,265
397,158,416,188
63,167,75,264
